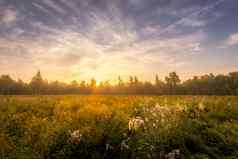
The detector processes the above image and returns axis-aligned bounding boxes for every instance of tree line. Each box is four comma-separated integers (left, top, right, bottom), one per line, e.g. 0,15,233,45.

0,71,238,95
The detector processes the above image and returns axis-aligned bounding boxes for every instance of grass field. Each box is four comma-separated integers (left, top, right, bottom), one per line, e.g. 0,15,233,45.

0,95,238,159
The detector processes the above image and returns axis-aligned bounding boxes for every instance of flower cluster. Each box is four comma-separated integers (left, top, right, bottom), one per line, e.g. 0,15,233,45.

68,130,82,143
128,117,145,131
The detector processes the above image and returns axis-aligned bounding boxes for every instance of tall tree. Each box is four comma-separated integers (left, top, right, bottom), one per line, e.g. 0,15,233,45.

90,78,97,88
0,75,15,94
155,74,164,94
1,70,238,95
15,79,28,94
229,72,238,94
165,72,180,94
118,76,123,87
129,76,134,85
30,71,44,94
90,78,97,93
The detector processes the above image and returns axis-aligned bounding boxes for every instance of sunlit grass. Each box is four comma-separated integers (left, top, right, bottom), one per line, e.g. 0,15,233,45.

0,95,238,158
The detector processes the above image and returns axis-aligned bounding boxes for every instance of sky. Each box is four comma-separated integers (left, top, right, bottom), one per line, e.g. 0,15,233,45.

0,0,238,83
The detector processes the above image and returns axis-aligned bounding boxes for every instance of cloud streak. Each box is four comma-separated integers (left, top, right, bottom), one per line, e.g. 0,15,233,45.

225,33,238,46
0,8,17,25
32,2,54,16
41,0,66,14
152,0,226,37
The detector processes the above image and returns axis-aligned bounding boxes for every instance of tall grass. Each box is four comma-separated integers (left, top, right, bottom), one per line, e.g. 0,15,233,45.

0,95,237,159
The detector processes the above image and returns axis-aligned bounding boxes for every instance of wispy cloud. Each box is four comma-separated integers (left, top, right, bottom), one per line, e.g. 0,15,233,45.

32,2,54,15
0,8,17,25
178,17,207,27
58,0,79,13
154,0,226,36
225,32,238,46
41,0,66,14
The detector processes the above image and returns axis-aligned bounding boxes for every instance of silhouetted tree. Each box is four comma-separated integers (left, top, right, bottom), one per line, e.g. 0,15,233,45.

1,70,238,95
155,74,164,94
30,71,45,94
68,80,79,93
90,78,97,93
118,76,123,87
229,72,238,94
15,79,29,94
79,80,89,94
0,75,15,94
165,72,180,94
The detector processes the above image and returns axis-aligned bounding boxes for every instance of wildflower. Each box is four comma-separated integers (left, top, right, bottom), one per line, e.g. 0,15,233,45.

198,102,205,111
145,117,149,122
106,144,109,150
150,145,155,151
152,112,157,117
152,123,156,128
106,144,113,151
123,133,127,138
155,103,161,108
165,149,180,159
128,117,145,131
121,139,130,150
68,130,82,143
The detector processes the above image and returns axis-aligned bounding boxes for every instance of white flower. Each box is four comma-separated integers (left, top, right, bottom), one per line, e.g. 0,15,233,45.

152,112,157,117
155,103,161,108
128,117,144,131
106,144,110,150
121,140,129,150
152,123,156,128
198,102,205,111
145,117,149,122
69,130,82,143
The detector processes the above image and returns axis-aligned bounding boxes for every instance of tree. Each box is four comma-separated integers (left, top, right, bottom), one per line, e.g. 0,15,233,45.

1,70,238,95
143,81,154,94
69,80,79,93
116,76,125,94
48,80,64,94
229,72,238,94
99,80,111,94
134,76,139,85
165,72,180,94
90,78,97,88
118,76,124,87
129,76,134,86
0,75,15,94
89,78,97,93
80,80,86,88
155,74,164,94
15,79,28,94
155,75,159,86
30,71,45,94
79,80,88,94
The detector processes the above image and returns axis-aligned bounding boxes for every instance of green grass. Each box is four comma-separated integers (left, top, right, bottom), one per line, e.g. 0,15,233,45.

0,95,238,159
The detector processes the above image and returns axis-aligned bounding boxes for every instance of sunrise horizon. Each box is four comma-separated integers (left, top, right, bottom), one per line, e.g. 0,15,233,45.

2,69,238,84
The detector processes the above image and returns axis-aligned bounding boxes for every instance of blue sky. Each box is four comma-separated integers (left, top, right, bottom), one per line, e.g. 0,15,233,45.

0,0,238,82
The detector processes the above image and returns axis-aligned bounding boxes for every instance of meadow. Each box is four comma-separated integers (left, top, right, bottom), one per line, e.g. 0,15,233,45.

0,95,238,159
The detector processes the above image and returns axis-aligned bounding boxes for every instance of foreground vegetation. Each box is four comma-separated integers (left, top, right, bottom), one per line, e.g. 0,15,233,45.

0,95,238,159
